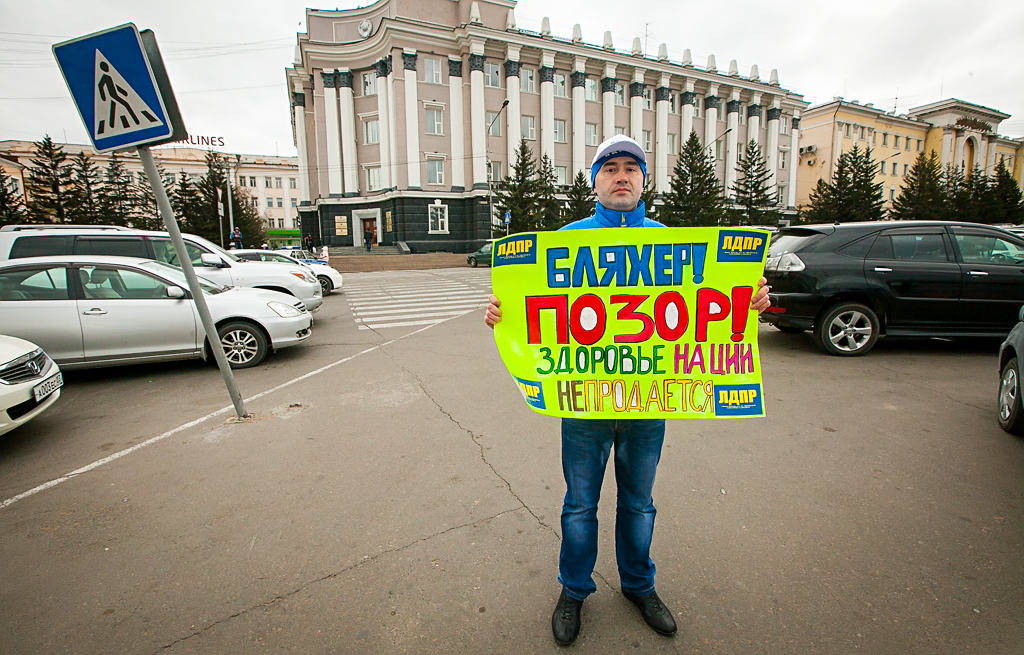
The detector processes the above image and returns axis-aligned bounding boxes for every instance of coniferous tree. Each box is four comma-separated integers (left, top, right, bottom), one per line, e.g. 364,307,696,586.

662,131,726,226
640,177,658,221
891,151,946,221
495,139,541,233
561,170,594,226
133,161,171,231
0,168,27,226
731,139,779,225
170,171,205,232
536,154,561,230
804,145,882,223
67,151,102,224
189,152,266,248
99,153,137,226
992,160,1024,225
25,135,72,223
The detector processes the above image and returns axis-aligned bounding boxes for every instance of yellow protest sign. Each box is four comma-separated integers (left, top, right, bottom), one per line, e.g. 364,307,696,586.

491,227,768,419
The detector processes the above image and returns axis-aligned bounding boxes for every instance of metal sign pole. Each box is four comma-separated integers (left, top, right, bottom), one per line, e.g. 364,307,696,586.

139,145,248,418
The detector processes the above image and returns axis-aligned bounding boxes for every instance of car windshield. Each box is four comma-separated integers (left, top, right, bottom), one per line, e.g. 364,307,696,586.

768,230,826,256
138,260,227,294
187,234,240,262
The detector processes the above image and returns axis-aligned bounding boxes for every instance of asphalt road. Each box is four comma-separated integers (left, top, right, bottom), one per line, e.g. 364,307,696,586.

1,268,1022,654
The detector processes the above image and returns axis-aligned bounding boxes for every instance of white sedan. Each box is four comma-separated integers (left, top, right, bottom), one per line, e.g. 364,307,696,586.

0,335,62,437
0,256,313,369
233,250,343,295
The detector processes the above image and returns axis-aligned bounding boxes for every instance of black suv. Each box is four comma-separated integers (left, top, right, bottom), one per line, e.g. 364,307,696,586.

760,221,1024,356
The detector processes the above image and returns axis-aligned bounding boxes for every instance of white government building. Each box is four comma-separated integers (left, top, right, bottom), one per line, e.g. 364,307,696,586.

285,0,808,252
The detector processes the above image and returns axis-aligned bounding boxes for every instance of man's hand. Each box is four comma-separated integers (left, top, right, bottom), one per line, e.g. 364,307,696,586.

485,294,502,328
752,277,771,314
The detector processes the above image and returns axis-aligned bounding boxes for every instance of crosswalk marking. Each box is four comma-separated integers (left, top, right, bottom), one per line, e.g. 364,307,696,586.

345,269,492,330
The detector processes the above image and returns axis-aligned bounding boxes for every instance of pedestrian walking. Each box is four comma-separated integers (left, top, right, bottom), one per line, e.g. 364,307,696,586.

364,227,373,252
230,227,243,250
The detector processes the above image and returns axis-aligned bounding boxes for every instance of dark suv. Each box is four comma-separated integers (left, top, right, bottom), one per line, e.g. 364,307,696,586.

760,221,1024,356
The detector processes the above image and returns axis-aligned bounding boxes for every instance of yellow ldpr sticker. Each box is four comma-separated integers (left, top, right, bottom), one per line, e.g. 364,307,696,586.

491,227,769,419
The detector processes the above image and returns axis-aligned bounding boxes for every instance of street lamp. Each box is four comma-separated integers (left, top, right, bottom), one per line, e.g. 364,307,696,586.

487,98,510,239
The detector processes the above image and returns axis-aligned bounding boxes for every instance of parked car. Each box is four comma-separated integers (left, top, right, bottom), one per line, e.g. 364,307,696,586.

998,308,1024,435
761,221,1024,356
0,256,313,369
0,225,323,311
0,335,62,437
234,249,343,295
467,241,493,268
272,248,326,264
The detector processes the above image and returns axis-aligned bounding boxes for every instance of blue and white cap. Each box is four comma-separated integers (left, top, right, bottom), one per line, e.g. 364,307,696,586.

590,134,647,188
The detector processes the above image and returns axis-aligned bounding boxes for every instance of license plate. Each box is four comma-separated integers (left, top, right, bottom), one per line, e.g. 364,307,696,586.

33,372,63,402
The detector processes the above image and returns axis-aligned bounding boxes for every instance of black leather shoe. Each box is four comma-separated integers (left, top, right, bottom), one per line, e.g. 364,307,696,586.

551,589,583,646
623,590,677,636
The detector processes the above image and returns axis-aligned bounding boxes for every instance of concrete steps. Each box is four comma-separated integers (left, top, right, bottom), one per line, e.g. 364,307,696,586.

328,245,403,256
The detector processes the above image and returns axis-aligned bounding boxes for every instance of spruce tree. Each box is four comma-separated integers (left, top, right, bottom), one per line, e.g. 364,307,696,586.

891,151,946,221
495,139,541,233
133,161,171,231
992,160,1024,225
99,153,137,226
806,145,882,223
536,154,561,230
731,139,779,225
171,171,206,234
561,170,594,226
662,131,726,227
67,151,102,224
640,177,658,221
0,168,27,227
25,135,72,223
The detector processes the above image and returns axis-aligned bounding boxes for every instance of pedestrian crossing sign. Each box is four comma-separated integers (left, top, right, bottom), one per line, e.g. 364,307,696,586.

53,24,184,152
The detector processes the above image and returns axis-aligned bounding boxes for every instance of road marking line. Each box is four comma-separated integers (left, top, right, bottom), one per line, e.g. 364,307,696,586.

0,321,444,510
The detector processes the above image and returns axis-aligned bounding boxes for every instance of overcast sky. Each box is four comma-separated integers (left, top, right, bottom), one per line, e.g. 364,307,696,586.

3,0,1022,158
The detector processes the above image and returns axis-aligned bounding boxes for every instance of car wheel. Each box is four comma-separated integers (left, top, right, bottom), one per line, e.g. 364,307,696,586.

998,358,1024,435
318,275,333,295
774,325,805,334
469,257,478,268
814,302,879,356
217,321,268,369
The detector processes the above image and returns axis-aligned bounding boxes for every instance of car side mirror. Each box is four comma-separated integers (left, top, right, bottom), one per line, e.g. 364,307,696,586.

200,253,225,268
166,286,185,299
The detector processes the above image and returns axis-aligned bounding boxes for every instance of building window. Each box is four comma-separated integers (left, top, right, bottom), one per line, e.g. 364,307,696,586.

279,198,285,208
239,176,246,187
872,131,878,145
858,126,865,140
266,219,273,229
890,186,896,202
777,186,786,205
334,216,348,236
668,92,678,114
553,73,567,98
893,135,900,149
265,176,272,187
643,88,653,111
427,159,444,185
367,166,381,191
905,137,911,151
693,100,701,119
428,204,449,233
642,130,652,151
274,218,282,228
716,140,723,161
844,123,851,138
484,62,501,88
554,166,567,186
275,177,282,188
487,161,502,182
904,164,910,176
252,198,259,208
424,57,442,84
779,151,787,169
249,176,256,186
892,162,898,175
521,68,535,93
426,108,443,135
614,83,626,106
554,119,567,143
486,111,502,137
289,177,296,189
585,123,598,146
522,115,536,140
882,133,888,146
916,139,922,151
614,126,625,136
667,133,677,154
585,78,598,102
292,218,300,229
880,160,886,175
737,105,745,125
364,119,380,144
290,198,297,208
362,72,376,96
781,118,789,135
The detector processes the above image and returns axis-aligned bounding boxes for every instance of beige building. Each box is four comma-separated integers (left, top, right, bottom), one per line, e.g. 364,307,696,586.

796,98,1024,212
286,0,809,252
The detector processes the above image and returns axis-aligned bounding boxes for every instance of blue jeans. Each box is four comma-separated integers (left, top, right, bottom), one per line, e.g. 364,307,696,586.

558,418,666,601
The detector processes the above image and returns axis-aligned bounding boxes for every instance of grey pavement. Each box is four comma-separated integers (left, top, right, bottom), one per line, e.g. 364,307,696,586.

1,268,1023,654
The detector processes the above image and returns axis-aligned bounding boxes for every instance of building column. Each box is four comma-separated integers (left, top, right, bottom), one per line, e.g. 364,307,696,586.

941,127,954,167
954,129,967,168
387,63,399,191
725,94,740,199
601,62,617,142
571,58,588,179
375,57,393,190
654,74,670,194
747,94,762,150
703,87,720,160
469,49,488,190
539,51,555,165
321,70,344,196
402,51,421,190
788,114,801,208
291,86,311,203
680,82,695,143
448,58,466,191
337,71,359,196
505,45,522,162
765,104,781,192
629,70,645,142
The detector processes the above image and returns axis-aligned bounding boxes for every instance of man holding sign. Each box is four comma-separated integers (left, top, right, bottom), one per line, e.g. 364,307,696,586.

485,135,771,645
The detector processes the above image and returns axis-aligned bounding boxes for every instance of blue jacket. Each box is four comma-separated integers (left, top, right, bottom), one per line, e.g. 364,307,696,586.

559,200,664,230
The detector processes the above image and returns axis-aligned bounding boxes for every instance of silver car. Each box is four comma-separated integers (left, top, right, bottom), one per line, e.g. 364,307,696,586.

0,256,313,369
